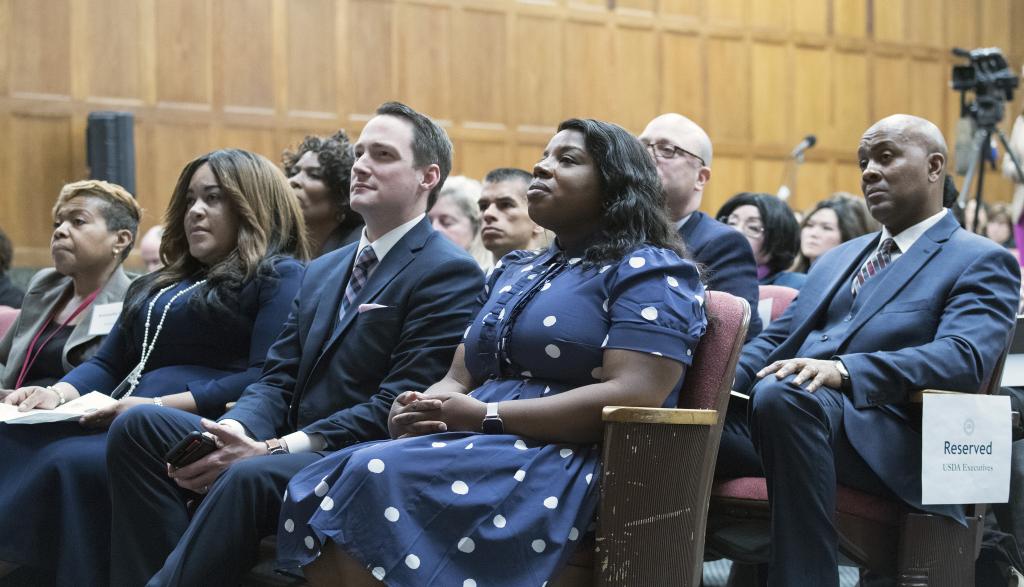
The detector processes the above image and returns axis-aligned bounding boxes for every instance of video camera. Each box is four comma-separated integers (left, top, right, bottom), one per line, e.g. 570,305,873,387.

952,47,1019,129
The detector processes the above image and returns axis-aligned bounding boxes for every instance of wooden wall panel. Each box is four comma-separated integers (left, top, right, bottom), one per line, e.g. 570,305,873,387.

85,0,142,101
348,0,395,119
751,42,788,145
155,0,211,107
456,9,507,127
286,0,336,117
834,0,867,38
398,3,452,121
10,0,70,96
219,0,274,112
563,20,613,121
659,33,703,122
615,26,658,132
2,0,1024,267
707,38,750,143
514,15,563,130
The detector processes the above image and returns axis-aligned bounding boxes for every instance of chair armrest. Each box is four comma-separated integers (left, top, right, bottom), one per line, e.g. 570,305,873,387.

602,406,718,425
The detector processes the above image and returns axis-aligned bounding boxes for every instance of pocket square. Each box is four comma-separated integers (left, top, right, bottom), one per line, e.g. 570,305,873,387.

358,303,390,314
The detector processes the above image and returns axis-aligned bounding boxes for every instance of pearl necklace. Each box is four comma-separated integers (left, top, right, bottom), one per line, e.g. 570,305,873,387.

123,279,208,397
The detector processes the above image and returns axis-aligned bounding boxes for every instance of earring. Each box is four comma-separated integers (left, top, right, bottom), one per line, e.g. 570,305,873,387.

113,248,120,257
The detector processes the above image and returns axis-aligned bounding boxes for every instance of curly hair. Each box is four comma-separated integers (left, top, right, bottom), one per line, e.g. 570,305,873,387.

282,130,362,231
555,118,684,267
122,149,310,326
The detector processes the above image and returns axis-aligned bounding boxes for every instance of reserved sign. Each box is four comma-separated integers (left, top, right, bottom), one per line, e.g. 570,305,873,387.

921,394,1011,505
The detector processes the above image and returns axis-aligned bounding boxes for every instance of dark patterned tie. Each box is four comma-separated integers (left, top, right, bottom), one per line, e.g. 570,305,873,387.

339,245,379,318
851,237,899,297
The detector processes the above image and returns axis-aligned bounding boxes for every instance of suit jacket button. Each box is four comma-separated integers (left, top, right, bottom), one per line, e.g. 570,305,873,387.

820,334,829,341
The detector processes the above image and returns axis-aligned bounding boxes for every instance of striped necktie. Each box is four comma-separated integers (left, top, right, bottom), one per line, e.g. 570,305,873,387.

339,245,378,318
851,238,899,297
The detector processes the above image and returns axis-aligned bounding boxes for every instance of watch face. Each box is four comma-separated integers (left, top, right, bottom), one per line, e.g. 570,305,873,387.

482,417,503,434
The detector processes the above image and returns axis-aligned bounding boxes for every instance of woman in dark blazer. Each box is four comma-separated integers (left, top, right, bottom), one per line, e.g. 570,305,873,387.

0,150,309,586
0,180,139,392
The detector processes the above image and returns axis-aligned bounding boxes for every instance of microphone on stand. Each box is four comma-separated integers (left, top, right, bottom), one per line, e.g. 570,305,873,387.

778,135,817,200
791,134,817,160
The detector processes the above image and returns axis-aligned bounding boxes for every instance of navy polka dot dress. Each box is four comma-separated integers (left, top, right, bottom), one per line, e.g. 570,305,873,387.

276,244,706,585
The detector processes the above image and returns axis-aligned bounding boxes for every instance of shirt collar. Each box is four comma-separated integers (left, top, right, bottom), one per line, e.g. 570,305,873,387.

878,208,948,254
354,214,425,265
674,213,694,230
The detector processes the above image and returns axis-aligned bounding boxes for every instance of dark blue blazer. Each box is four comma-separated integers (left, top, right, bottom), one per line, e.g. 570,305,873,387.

736,211,1020,518
679,211,763,339
224,218,484,449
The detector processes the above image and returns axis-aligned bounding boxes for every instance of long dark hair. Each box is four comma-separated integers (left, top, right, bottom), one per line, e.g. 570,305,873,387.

556,118,684,266
122,149,310,325
792,192,877,272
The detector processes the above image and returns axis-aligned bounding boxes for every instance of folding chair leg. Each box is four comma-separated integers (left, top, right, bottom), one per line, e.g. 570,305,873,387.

896,512,981,587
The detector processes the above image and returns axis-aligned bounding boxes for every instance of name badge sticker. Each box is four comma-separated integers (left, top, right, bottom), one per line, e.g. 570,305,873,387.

921,393,1011,504
87,302,123,336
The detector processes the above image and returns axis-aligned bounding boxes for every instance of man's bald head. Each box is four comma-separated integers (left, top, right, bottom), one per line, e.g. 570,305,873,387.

639,113,714,221
858,114,947,234
863,114,948,161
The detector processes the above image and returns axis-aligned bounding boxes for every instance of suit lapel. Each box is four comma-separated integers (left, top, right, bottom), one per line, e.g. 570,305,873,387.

790,235,878,336
842,213,957,343
677,210,703,241
322,219,430,353
301,245,357,375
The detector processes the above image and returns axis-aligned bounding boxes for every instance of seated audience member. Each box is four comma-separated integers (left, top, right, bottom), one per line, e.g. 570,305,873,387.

0,180,138,393
716,192,805,289
478,167,546,264
1002,103,1024,265
792,192,877,273
0,227,24,308
429,175,492,267
284,131,363,257
716,114,1020,585
639,113,762,339
106,102,484,586
0,149,308,586
985,203,1017,250
139,224,164,272
277,117,707,586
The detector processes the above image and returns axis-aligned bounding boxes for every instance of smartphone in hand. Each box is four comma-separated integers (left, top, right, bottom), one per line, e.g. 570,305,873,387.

165,430,218,468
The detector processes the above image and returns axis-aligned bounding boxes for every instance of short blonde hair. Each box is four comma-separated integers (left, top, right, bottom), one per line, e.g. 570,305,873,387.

52,180,142,260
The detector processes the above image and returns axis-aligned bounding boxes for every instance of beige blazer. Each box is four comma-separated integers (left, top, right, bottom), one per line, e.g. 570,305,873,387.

1001,114,1024,223
0,266,133,389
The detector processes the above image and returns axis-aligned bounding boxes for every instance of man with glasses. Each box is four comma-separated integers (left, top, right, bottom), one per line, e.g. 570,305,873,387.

639,113,762,339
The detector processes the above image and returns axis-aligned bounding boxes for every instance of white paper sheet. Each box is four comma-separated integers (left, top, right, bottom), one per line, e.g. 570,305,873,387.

921,394,1012,504
0,391,117,425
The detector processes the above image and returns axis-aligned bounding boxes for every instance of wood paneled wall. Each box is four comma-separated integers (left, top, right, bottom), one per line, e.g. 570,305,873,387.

2,0,1023,266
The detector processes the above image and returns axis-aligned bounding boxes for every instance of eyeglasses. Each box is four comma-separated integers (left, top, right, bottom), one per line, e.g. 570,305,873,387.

719,215,766,239
642,142,706,166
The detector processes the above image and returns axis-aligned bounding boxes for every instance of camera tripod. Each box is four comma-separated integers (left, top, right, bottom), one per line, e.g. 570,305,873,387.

959,121,1024,232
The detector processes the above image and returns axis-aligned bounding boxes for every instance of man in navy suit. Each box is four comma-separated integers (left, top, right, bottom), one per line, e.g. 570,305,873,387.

106,102,484,586
717,114,1020,585
639,113,762,339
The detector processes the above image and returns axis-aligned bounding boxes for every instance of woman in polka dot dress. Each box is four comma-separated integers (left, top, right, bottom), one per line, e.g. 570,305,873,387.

276,118,708,586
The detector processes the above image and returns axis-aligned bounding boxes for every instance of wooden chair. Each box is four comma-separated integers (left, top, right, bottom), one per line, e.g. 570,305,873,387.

707,331,1014,586
552,290,751,585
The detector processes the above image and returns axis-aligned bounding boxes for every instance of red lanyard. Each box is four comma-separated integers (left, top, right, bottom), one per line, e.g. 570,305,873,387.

15,289,100,389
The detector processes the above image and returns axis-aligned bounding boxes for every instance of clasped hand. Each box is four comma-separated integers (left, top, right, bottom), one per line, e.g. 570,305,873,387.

388,391,486,439
757,357,842,393
79,396,152,429
166,418,267,494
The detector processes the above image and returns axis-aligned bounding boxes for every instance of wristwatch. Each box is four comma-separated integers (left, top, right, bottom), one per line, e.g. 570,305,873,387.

834,359,850,389
482,402,504,434
265,438,289,455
